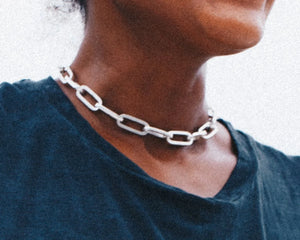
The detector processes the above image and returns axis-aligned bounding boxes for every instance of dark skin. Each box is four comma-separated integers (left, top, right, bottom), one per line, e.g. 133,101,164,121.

57,0,275,198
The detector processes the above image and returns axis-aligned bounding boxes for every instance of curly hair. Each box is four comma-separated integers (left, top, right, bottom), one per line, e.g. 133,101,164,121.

74,0,87,12
65,0,87,20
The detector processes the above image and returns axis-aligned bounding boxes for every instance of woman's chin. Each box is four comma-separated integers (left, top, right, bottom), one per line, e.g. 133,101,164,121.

212,24,265,55
193,7,267,55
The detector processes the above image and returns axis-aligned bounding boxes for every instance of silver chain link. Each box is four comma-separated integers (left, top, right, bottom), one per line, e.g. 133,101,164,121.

58,67,218,146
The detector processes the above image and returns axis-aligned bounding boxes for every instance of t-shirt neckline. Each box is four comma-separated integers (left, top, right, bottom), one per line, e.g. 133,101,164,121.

45,76,257,202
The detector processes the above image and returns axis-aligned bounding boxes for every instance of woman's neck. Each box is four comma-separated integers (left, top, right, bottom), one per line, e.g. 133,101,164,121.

70,0,212,134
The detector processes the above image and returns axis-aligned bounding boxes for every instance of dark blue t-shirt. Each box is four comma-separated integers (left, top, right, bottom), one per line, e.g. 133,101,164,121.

0,78,299,239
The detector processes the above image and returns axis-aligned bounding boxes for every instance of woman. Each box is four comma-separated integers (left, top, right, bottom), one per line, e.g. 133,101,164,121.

0,0,298,239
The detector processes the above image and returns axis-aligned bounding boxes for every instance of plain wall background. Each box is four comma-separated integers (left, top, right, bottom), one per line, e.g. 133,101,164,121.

0,0,299,155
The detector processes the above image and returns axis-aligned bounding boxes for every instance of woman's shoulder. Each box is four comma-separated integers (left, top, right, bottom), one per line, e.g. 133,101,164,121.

223,119,299,159
223,120,299,211
222,119,299,177
0,77,61,142
225,120,299,191
0,77,55,116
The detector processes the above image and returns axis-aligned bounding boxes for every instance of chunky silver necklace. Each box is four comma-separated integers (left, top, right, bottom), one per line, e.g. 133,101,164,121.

58,67,218,146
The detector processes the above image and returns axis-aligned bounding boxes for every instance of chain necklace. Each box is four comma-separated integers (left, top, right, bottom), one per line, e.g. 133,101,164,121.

58,67,218,146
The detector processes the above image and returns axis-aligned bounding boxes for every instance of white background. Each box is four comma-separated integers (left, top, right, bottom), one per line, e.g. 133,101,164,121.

0,0,299,155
